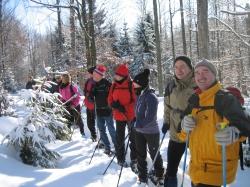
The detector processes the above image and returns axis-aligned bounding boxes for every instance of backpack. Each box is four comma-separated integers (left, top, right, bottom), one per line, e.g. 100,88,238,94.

111,79,134,103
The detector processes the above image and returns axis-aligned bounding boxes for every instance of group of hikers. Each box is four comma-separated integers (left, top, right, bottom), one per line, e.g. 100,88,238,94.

26,56,250,187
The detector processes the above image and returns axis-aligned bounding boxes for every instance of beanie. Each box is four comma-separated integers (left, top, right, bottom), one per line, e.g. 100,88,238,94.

115,64,129,77
174,55,193,70
133,69,150,89
195,59,217,76
94,65,107,76
87,66,96,74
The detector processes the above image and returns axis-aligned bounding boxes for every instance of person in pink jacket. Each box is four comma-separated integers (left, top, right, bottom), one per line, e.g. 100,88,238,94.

59,73,85,137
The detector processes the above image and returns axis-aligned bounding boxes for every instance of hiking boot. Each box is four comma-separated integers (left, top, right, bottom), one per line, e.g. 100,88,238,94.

117,160,129,168
164,176,177,187
104,149,114,157
130,160,138,173
151,176,164,186
137,177,148,185
91,136,97,142
81,132,85,138
97,142,105,149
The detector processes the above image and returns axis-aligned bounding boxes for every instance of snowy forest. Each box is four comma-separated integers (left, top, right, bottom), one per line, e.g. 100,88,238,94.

1,0,250,187
0,0,249,95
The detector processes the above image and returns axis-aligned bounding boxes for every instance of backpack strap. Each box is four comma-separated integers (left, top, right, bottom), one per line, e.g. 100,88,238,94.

70,84,76,96
128,80,133,103
111,80,134,104
164,79,176,97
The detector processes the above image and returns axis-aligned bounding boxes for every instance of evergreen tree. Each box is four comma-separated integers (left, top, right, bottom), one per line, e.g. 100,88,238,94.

2,87,71,168
113,23,133,57
2,67,17,93
130,13,156,78
0,80,14,117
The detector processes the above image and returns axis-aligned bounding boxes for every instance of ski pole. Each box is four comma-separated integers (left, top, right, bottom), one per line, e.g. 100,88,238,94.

216,123,227,187
89,137,102,164
102,132,130,175
148,133,166,175
180,132,190,187
222,144,226,187
62,94,78,106
117,134,130,187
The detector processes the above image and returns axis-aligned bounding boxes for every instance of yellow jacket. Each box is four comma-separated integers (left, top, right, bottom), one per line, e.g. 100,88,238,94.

188,82,239,186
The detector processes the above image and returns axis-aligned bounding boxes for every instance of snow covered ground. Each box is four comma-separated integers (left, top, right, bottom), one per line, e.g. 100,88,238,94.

0,95,249,187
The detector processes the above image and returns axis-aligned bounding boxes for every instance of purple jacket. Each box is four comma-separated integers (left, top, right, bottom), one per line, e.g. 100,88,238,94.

59,84,80,107
135,88,159,134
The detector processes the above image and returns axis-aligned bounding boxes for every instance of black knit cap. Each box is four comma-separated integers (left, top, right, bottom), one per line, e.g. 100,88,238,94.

174,55,193,70
133,69,150,89
87,66,96,74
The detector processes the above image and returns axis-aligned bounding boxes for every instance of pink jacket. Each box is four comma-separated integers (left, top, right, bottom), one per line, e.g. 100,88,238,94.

59,84,80,107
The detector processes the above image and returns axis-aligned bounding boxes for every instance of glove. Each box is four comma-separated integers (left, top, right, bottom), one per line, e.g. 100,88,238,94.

161,122,169,134
87,95,94,103
111,101,126,113
181,115,196,133
215,125,240,145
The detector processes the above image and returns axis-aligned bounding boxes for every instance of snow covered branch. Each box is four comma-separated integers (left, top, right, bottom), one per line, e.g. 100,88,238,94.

209,16,250,47
221,10,250,15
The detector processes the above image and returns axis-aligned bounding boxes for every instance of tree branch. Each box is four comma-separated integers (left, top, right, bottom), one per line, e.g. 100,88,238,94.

30,0,91,40
221,10,250,16
209,16,250,47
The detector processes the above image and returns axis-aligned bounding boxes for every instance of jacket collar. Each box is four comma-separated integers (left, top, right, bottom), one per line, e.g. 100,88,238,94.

174,71,195,90
198,82,222,101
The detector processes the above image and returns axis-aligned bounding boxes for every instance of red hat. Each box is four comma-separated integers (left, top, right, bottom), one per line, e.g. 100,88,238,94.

94,65,107,76
115,64,129,77
226,86,244,105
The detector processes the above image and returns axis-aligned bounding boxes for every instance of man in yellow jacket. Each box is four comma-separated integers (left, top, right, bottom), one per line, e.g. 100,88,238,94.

181,59,250,187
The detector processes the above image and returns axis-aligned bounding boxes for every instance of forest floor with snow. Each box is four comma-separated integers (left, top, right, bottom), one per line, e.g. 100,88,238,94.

0,94,249,187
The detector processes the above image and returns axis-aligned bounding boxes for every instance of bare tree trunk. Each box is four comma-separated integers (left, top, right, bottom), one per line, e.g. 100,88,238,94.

56,0,63,64
195,21,199,58
88,0,96,66
153,0,163,96
215,1,220,60
157,0,162,34
246,4,250,68
169,0,175,59
214,0,222,82
0,0,4,80
188,0,192,58
70,0,76,67
197,0,209,59
233,0,237,30
81,0,91,67
180,0,187,55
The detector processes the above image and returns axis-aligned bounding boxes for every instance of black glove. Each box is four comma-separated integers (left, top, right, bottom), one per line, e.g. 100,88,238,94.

111,101,126,113
88,95,94,103
162,122,169,134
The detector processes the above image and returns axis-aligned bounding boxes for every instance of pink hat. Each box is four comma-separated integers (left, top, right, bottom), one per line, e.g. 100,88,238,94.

94,65,107,76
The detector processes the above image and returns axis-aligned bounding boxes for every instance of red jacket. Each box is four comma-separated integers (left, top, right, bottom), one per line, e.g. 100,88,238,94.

83,78,95,110
108,79,136,121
